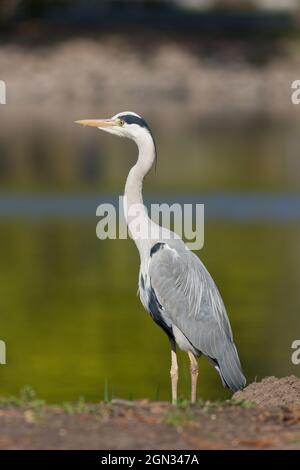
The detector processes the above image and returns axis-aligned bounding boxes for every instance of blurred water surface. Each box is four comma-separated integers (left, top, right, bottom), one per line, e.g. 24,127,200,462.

0,118,300,402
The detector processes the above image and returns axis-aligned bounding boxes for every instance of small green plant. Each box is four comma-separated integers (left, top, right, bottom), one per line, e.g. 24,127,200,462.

225,398,256,409
174,397,191,408
103,379,113,402
19,386,45,406
165,400,195,426
61,396,88,415
0,386,45,408
195,397,206,407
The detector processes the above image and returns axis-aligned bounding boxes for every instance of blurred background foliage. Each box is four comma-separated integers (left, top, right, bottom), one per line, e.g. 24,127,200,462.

0,0,300,403
0,1,298,26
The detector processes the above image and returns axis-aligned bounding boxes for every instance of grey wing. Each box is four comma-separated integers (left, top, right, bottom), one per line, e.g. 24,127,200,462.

149,241,246,391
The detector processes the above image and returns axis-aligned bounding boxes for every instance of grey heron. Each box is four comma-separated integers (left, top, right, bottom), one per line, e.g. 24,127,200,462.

76,112,246,404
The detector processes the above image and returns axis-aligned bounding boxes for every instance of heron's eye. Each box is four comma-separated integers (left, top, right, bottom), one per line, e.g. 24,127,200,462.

119,119,125,127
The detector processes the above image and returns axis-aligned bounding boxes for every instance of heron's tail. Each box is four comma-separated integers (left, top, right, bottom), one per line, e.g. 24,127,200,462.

215,342,246,392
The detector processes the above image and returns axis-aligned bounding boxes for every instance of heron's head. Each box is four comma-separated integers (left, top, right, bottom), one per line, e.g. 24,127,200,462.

75,111,153,143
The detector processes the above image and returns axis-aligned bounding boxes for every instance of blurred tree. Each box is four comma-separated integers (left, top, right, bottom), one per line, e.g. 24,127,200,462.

0,0,20,21
21,0,47,18
20,0,70,18
143,0,171,9
0,0,72,21
110,0,171,10
212,0,257,10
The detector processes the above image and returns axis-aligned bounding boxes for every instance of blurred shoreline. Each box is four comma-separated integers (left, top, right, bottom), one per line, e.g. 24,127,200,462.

1,30,300,125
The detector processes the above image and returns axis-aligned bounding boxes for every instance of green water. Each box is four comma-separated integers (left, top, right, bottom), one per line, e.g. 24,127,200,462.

0,218,299,402
0,120,300,402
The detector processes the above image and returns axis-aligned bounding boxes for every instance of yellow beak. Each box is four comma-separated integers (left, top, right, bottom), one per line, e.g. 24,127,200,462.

75,118,119,128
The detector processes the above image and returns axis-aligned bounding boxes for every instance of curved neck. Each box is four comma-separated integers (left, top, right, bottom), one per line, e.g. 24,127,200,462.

124,132,155,207
124,131,156,259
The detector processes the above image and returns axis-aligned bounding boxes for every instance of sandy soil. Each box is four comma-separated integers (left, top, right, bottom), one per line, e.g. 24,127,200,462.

0,376,300,450
233,375,300,408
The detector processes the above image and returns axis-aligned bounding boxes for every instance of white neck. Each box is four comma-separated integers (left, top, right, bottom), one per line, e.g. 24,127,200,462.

124,131,158,260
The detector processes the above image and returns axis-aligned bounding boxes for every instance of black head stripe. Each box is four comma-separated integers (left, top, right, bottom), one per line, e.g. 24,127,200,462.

120,114,150,129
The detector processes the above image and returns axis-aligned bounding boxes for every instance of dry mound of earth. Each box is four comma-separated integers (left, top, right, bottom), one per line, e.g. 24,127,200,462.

233,375,300,408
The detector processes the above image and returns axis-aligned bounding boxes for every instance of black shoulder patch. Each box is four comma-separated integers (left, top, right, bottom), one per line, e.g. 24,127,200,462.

147,286,174,340
140,273,145,290
150,242,165,257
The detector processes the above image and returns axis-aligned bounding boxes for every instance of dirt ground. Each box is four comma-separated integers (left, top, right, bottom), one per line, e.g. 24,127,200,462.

1,376,300,450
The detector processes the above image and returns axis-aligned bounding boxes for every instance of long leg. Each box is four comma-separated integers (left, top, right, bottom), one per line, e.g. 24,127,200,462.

188,351,198,404
170,340,178,405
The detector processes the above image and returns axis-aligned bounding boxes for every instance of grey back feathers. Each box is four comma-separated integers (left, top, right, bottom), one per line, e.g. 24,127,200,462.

144,241,246,392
